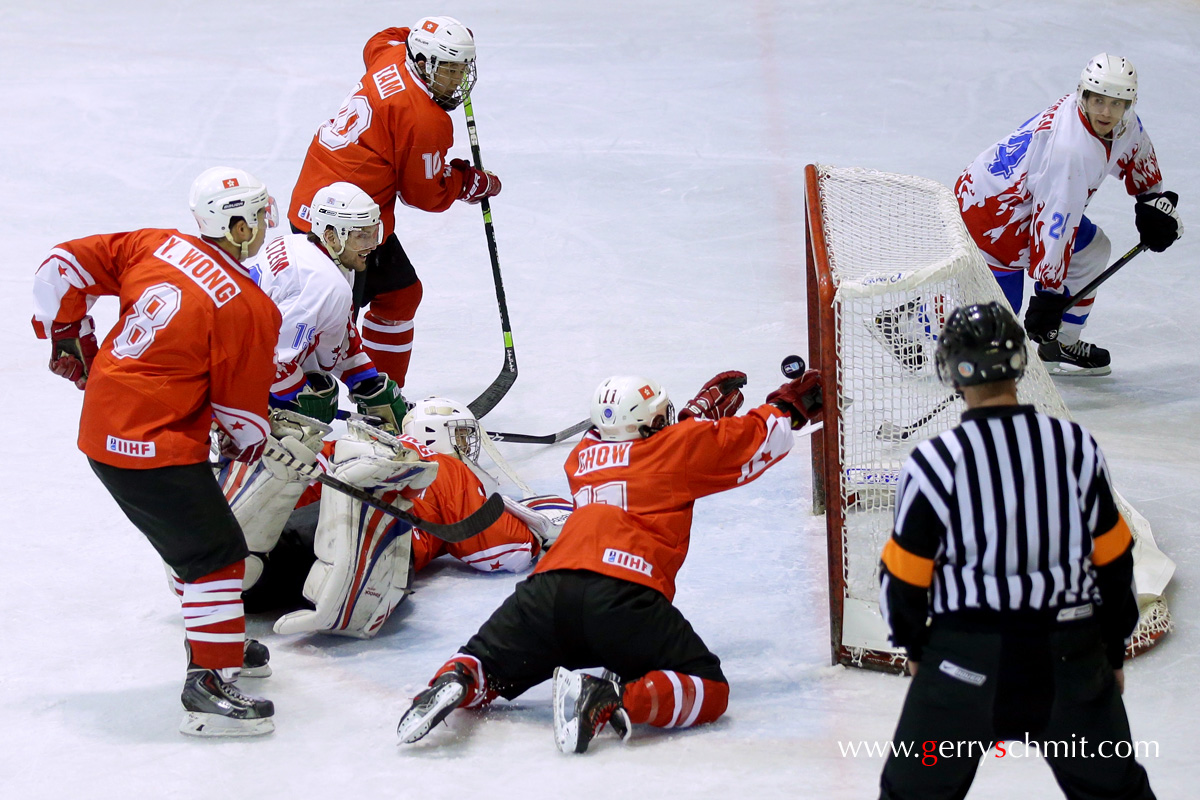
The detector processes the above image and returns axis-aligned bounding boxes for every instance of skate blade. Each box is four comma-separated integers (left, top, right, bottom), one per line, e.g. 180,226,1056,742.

551,667,583,754
397,682,465,744
239,664,273,679
180,712,275,737
1044,362,1112,377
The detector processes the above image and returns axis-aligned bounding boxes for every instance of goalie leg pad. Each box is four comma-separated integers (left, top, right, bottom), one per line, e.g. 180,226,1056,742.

273,486,414,639
217,454,310,558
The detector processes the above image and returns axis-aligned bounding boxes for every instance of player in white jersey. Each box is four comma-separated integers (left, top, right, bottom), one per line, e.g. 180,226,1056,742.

956,53,1183,376
251,183,408,428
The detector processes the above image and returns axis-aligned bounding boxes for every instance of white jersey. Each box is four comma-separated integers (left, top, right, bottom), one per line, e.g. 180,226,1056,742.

249,233,372,397
955,94,1163,290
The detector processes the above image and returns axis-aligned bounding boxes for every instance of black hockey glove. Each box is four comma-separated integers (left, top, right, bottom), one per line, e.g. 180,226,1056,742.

1023,290,1069,344
1135,191,1183,252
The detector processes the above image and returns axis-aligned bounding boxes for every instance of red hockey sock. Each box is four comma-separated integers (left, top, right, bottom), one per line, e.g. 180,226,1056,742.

622,671,729,728
361,281,423,388
182,561,246,669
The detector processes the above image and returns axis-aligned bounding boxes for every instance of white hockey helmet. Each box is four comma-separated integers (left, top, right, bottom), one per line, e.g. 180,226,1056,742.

407,16,477,110
308,182,383,257
590,375,674,442
1077,53,1138,136
401,396,480,461
189,166,277,239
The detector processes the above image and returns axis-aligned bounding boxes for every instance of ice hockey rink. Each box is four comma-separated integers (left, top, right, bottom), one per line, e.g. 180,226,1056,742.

4,0,1198,797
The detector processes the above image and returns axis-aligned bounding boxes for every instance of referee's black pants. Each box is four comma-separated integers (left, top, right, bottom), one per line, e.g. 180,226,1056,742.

880,618,1154,800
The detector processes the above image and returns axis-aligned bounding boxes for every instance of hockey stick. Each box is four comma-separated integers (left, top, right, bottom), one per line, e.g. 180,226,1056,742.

485,419,592,445
1061,243,1146,311
262,442,503,544
462,91,517,419
876,394,958,442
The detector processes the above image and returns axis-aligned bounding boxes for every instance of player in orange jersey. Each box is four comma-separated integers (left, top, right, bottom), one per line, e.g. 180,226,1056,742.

288,16,502,400
397,368,824,753
33,167,283,738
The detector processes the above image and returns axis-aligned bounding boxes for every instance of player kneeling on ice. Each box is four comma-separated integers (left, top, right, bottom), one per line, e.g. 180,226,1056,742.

397,367,823,753
212,401,569,639
956,53,1183,376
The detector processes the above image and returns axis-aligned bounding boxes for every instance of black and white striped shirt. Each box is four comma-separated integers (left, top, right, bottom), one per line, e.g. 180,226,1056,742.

879,404,1135,661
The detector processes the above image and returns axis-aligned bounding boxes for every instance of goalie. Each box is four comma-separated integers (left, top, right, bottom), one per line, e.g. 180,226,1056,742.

208,398,570,640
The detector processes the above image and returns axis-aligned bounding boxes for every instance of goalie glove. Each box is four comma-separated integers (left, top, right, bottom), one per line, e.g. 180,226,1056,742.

501,495,574,551
1135,191,1183,252
49,316,99,390
349,373,408,433
328,434,438,496
766,369,823,430
678,370,747,422
273,485,414,639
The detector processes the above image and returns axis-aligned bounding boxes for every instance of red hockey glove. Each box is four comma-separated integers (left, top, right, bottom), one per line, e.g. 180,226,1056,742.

216,427,266,464
49,316,99,390
678,370,747,422
766,369,823,430
451,158,502,204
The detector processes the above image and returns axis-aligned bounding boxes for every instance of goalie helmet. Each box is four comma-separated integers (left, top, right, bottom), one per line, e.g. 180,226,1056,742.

1077,53,1137,137
407,16,477,110
590,376,674,441
401,396,481,461
189,166,276,239
308,182,382,257
935,302,1028,389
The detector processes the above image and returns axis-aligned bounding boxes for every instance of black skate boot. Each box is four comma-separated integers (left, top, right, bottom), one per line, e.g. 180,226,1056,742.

869,300,928,373
396,664,470,744
180,667,275,737
553,667,631,754
1038,339,1111,376
241,639,271,678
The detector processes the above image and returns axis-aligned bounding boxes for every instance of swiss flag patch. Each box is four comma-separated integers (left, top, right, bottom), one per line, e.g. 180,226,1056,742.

222,178,239,189
422,20,439,33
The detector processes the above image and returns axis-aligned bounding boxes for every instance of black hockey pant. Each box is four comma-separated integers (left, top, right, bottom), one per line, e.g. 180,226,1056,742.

880,620,1155,800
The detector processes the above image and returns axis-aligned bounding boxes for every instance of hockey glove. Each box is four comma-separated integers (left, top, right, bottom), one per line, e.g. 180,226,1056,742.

49,316,99,390
678,370,748,422
294,371,339,423
766,369,823,430
350,373,407,433
451,158,502,204
1135,191,1183,252
1023,290,1069,344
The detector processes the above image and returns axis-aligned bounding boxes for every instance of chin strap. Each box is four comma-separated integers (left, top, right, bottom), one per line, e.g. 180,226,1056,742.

225,225,257,260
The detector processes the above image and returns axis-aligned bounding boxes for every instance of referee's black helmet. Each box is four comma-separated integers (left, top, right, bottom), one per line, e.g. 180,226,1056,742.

935,301,1028,388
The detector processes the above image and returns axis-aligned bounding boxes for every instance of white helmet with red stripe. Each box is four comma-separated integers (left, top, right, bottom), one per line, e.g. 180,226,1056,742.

590,376,674,441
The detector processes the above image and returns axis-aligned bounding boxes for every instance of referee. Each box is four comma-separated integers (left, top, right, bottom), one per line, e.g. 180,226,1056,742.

878,302,1155,800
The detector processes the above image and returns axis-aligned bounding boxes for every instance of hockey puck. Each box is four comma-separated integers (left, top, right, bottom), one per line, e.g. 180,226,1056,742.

781,354,806,378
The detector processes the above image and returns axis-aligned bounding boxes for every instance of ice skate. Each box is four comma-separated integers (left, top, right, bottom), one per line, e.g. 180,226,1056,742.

552,667,630,754
1038,339,1111,376
180,667,275,737
396,665,470,744
869,300,928,373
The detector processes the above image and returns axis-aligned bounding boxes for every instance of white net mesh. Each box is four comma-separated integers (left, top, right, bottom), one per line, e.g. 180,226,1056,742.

813,165,1171,664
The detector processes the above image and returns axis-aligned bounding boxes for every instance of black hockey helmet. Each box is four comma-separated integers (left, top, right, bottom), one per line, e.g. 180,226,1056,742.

935,302,1028,388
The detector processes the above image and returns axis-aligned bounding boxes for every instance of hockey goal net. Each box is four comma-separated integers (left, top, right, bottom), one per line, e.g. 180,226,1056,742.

804,164,1173,672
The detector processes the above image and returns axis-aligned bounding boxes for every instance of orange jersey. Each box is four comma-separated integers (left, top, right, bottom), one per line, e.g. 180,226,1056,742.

535,406,795,600
289,27,466,239
32,229,281,468
397,436,539,570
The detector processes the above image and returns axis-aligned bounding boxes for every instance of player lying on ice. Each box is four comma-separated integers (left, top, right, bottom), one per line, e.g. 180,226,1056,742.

186,396,571,640
396,367,824,753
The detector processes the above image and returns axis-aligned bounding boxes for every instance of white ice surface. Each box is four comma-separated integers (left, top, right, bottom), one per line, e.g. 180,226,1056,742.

2,1,1197,797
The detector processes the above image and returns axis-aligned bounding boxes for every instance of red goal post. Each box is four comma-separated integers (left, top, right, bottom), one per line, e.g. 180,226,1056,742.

804,163,1173,672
